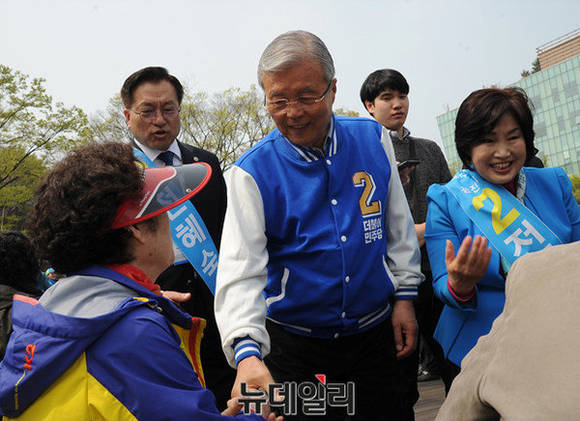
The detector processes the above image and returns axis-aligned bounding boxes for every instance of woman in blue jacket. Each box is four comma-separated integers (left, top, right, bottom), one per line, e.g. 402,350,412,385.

425,87,580,391
0,143,279,421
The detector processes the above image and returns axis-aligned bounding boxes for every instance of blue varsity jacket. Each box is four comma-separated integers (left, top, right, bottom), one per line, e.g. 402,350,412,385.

215,115,423,365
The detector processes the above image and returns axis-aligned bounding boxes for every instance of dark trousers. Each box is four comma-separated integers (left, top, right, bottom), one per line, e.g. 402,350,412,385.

441,360,461,395
395,349,419,421
265,318,408,421
415,272,445,376
396,271,448,420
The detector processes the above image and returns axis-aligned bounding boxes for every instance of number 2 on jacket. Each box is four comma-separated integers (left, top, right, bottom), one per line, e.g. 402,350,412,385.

353,171,382,217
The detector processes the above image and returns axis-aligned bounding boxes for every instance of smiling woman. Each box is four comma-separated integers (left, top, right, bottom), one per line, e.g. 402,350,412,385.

470,113,527,185
424,87,580,392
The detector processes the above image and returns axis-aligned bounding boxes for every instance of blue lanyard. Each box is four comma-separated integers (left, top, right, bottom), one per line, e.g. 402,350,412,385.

133,147,218,294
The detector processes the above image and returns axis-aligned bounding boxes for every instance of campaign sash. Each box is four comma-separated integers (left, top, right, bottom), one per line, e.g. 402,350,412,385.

133,147,218,294
445,170,562,270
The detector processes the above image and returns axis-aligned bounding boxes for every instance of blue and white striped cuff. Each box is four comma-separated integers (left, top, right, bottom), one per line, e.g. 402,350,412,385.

233,336,262,367
395,286,418,300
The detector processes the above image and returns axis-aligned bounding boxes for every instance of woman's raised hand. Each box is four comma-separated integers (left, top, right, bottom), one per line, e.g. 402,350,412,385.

446,235,492,297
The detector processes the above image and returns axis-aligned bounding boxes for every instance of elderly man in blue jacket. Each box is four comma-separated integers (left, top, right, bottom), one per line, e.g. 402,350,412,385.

215,30,423,420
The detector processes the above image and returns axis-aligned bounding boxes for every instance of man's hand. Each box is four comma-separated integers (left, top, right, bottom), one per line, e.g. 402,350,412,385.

391,300,418,359
398,166,414,186
446,235,491,297
232,356,278,418
415,223,426,248
221,397,243,416
232,356,275,399
396,161,417,186
161,290,191,303
222,397,284,420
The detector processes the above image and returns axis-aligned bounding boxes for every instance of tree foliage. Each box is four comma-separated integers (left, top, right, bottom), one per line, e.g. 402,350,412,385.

570,175,580,205
0,65,89,231
0,147,47,231
0,65,89,196
447,159,463,176
334,107,360,117
85,95,133,144
86,85,274,169
521,58,541,78
180,85,274,168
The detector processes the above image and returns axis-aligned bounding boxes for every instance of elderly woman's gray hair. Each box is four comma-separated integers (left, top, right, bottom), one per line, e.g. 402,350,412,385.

257,30,335,88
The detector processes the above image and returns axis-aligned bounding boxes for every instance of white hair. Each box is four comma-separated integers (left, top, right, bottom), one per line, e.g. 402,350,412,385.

257,30,335,89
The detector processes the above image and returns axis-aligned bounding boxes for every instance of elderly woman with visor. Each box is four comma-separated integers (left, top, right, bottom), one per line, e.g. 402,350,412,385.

0,142,281,421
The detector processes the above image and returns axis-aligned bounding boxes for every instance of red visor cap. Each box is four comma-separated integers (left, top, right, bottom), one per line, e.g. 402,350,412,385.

110,162,212,229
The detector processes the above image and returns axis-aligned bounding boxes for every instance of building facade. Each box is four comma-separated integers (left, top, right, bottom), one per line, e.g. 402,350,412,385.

538,29,580,71
437,30,580,176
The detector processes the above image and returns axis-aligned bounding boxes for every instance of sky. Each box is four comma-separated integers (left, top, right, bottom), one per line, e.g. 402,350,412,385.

1,0,578,149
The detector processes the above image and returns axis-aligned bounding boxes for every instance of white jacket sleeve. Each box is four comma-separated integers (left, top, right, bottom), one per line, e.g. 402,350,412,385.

380,127,424,297
214,166,271,367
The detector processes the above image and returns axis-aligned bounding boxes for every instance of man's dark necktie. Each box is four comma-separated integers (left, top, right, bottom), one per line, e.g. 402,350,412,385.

157,150,174,166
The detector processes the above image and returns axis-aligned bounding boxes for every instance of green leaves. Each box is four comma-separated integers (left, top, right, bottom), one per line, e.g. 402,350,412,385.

333,107,360,117
0,65,89,230
0,146,47,230
83,94,133,144
570,175,580,205
0,65,89,165
179,85,274,169
85,84,274,169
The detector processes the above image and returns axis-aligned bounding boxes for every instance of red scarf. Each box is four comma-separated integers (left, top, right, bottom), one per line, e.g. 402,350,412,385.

107,264,162,296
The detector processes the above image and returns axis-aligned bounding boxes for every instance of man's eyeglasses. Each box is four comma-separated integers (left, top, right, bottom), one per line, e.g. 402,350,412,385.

129,106,180,121
265,80,333,112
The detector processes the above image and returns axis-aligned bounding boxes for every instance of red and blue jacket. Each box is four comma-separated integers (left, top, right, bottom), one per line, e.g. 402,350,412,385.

0,266,261,420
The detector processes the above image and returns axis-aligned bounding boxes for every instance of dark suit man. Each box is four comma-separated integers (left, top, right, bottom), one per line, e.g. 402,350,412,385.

121,66,234,411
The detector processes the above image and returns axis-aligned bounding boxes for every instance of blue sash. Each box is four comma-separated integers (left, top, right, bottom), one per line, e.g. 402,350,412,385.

445,170,562,270
133,147,218,294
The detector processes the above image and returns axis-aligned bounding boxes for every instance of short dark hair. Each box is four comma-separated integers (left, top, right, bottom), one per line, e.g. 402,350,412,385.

121,66,184,108
27,142,144,274
455,87,535,168
360,69,410,112
0,232,40,294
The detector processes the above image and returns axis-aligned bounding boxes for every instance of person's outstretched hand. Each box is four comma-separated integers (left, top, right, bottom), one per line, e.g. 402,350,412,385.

161,290,191,303
446,235,491,297
221,397,284,420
